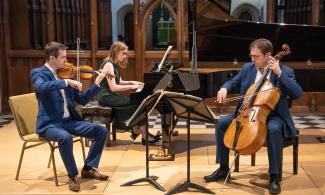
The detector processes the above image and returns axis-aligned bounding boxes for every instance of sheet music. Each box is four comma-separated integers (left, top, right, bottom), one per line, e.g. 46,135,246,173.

126,90,164,127
157,45,173,72
126,89,218,127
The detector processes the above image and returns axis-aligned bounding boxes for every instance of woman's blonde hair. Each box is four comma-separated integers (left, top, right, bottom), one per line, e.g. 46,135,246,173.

106,41,128,68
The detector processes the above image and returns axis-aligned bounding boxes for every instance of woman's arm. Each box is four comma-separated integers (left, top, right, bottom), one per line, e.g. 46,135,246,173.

102,62,139,92
119,78,143,86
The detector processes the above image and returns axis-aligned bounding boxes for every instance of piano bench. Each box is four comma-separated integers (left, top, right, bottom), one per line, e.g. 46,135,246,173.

80,101,116,147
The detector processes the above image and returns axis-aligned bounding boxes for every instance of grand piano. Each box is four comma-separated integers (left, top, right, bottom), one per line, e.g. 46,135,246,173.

191,0,325,113
130,0,325,159
130,65,237,160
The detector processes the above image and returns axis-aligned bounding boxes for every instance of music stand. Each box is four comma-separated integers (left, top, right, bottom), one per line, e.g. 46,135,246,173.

163,91,216,195
120,90,166,192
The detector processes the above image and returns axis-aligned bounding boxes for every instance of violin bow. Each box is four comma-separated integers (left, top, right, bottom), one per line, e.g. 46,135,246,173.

76,38,81,83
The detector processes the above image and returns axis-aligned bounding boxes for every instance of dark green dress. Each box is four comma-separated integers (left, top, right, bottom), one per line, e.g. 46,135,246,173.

97,59,144,131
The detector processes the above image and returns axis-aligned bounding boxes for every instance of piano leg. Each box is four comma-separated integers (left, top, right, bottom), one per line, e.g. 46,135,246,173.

149,112,176,161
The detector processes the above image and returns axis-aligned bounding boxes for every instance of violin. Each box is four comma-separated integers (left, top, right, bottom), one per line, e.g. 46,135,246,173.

223,44,291,155
57,62,115,80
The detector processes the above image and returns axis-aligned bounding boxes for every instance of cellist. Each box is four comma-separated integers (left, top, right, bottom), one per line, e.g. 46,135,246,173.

203,38,302,194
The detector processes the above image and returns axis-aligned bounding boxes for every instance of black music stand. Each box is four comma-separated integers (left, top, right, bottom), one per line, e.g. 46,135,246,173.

163,91,216,195
120,90,166,192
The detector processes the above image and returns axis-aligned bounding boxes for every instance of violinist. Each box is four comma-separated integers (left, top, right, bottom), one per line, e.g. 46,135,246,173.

97,41,161,145
30,42,109,192
203,38,302,194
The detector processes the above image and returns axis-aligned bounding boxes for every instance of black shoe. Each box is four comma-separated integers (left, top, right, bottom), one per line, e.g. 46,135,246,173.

141,133,161,145
130,128,141,140
130,132,140,140
269,175,281,194
203,168,229,182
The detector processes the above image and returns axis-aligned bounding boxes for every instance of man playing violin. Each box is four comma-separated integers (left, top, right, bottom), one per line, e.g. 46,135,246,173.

30,42,109,192
203,38,302,194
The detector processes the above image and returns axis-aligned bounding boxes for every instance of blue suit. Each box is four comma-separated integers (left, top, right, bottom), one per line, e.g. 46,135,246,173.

31,65,107,177
216,63,302,174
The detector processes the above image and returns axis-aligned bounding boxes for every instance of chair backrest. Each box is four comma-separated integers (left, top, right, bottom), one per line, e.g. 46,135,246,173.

9,93,38,139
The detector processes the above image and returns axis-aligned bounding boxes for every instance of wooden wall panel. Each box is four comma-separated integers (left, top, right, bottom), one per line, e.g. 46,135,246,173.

9,0,30,49
1,0,325,114
8,59,35,95
0,0,4,113
97,0,112,50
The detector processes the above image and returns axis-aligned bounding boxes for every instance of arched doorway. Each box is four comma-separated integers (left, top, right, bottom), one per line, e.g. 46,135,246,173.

117,4,134,49
232,3,260,21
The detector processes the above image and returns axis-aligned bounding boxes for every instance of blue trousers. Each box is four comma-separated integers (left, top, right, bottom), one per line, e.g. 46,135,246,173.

40,119,107,176
215,114,284,174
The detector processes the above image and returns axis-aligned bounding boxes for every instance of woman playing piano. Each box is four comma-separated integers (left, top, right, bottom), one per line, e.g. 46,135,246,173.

97,41,160,145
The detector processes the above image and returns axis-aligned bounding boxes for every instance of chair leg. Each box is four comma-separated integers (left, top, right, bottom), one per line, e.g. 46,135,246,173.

251,153,256,166
80,138,86,161
293,136,299,175
85,138,90,147
279,147,283,181
85,117,94,147
234,154,240,172
106,122,111,147
16,142,27,180
48,143,58,186
112,123,117,141
48,141,56,168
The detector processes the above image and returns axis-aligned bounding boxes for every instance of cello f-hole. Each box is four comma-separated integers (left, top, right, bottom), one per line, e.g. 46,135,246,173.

250,109,256,122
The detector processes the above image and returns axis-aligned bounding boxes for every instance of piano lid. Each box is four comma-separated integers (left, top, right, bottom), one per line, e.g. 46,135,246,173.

188,1,325,62
195,19,325,62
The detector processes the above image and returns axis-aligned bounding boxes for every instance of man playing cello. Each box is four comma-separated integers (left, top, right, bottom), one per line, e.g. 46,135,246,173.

203,38,302,194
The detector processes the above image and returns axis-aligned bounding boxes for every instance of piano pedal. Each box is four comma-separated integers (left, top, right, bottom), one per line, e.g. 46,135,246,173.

149,149,175,161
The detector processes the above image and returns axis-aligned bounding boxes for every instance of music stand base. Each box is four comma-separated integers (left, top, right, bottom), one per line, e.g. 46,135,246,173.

165,181,215,195
149,153,175,161
121,176,166,192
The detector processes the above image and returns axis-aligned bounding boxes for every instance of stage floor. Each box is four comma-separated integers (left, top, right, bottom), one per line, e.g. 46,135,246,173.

0,121,324,195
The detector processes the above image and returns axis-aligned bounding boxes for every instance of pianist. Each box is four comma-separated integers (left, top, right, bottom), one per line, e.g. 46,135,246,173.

97,41,160,145
203,38,302,194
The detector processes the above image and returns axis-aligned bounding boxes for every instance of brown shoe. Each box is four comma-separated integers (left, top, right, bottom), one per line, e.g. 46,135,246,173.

68,176,80,192
81,168,109,180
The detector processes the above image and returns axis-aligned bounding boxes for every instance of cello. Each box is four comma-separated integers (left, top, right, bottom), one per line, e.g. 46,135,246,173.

223,44,291,155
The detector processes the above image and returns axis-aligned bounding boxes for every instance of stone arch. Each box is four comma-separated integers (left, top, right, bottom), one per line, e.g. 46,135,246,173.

140,0,177,50
137,0,178,73
117,4,133,42
232,3,260,21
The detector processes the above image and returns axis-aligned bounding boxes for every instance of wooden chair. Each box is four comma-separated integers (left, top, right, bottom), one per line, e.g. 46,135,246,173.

79,101,116,146
9,93,86,186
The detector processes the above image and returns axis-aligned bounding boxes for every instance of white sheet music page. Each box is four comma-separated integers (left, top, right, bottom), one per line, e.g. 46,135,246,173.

157,45,173,72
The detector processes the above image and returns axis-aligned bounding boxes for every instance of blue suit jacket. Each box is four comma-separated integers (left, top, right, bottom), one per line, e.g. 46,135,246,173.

223,63,303,138
30,65,101,134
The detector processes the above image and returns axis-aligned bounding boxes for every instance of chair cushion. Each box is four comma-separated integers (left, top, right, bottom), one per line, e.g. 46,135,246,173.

23,133,47,142
80,101,113,121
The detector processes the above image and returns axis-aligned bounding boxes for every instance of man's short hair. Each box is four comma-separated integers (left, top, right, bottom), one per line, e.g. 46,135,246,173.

44,42,67,61
249,38,273,55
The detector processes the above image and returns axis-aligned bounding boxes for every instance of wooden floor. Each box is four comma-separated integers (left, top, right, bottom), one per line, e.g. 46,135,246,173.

0,121,325,195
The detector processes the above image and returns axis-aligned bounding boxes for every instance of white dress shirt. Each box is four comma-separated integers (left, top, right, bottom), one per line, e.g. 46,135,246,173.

255,66,271,83
45,63,70,118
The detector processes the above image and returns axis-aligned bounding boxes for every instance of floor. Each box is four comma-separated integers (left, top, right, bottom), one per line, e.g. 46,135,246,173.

147,113,325,129
0,115,325,195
